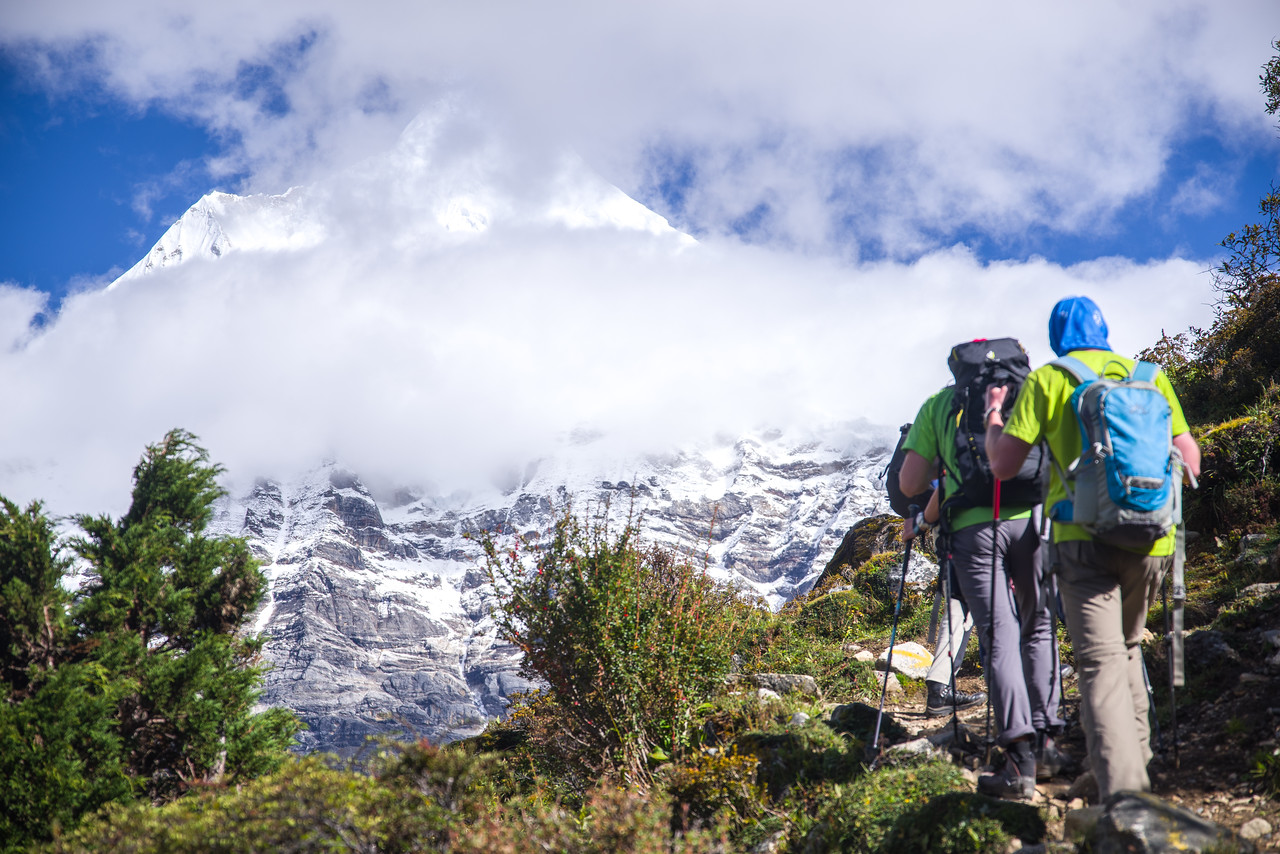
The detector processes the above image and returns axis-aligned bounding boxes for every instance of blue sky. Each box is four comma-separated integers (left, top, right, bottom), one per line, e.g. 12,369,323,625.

0,57,237,299
0,1,1278,515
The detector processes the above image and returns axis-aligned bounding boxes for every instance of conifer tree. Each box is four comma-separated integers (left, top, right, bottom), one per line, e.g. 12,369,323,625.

0,430,300,851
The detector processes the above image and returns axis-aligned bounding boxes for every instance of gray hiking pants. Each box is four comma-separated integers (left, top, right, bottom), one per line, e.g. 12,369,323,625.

950,516,1064,746
925,596,974,686
1056,540,1170,799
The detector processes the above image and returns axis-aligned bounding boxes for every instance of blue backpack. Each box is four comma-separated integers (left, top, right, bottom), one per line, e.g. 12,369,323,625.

1048,356,1183,547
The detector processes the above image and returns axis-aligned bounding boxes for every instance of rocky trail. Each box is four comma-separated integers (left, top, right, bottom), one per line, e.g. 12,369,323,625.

853,578,1280,851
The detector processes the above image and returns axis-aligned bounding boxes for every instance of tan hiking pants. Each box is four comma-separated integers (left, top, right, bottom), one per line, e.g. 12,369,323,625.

1056,540,1170,799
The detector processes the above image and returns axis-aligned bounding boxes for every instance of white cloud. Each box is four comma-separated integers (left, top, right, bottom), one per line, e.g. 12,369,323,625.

3,1,1277,254
1169,164,1232,218
0,285,48,351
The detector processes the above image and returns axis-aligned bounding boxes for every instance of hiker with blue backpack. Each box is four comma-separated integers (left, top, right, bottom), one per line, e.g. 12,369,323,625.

984,296,1202,802
899,337,1068,801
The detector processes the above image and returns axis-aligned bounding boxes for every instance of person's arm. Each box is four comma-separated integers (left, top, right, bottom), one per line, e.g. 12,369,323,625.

1173,432,1201,481
983,384,1033,481
902,487,941,541
899,449,936,496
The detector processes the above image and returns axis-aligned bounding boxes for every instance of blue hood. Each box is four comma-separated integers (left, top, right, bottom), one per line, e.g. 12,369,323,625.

1049,296,1111,357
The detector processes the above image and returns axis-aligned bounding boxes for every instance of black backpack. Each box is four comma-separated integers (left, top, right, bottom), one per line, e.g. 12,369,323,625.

884,423,933,518
941,338,1049,512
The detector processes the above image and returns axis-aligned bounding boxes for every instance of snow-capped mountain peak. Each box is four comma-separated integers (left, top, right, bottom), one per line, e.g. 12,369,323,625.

115,107,691,288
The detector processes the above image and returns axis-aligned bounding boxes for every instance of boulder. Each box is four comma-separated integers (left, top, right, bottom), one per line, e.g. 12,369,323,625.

748,673,820,697
1069,791,1256,854
828,701,908,744
811,514,939,592
1184,629,1242,673
1241,582,1280,599
817,514,903,583
1239,817,1272,842
887,736,935,757
875,641,933,679
1238,533,1270,554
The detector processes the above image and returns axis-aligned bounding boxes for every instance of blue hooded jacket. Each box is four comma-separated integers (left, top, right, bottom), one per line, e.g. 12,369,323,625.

1049,296,1111,357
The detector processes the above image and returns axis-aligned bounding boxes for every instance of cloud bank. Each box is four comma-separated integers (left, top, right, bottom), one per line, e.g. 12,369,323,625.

0,2,1264,516
0,107,1218,517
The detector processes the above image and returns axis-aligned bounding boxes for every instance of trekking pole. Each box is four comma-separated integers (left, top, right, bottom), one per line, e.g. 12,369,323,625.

944,555,961,745
869,504,918,767
1141,654,1164,755
1163,572,1180,768
1040,509,1063,725
985,478,1001,765
1164,460,1196,769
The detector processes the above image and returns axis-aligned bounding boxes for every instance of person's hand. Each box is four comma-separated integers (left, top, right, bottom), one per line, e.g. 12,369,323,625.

902,516,918,542
985,384,1009,414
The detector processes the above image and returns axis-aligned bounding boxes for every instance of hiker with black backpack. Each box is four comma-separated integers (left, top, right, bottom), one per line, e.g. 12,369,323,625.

884,427,986,720
899,337,1067,801
984,296,1201,801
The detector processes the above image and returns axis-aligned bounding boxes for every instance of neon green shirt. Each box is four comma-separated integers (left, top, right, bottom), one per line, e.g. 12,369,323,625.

903,387,1034,532
1002,349,1191,556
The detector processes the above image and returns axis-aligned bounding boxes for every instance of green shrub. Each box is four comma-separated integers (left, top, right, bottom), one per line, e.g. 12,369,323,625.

794,589,871,641
800,758,972,853
663,745,762,829
452,785,725,854
1250,745,1280,798
878,791,1046,853
735,722,863,800
41,756,452,853
849,552,926,636
1140,271,1280,424
1186,390,1280,536
481,509,766,785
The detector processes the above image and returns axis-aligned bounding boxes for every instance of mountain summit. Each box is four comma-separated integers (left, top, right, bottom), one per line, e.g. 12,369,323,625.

115,107,691,286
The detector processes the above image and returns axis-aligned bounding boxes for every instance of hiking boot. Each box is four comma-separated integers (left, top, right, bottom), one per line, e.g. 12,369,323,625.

925,681,986,717
977,741,1036,801
1034,730,1074,781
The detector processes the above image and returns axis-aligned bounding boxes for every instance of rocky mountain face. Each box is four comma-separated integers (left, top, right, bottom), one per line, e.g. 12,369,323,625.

209,432,893,754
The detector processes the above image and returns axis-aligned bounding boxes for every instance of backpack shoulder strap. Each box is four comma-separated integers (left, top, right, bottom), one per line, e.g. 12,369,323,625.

1050,355,1097,384
1131,361,1159,383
